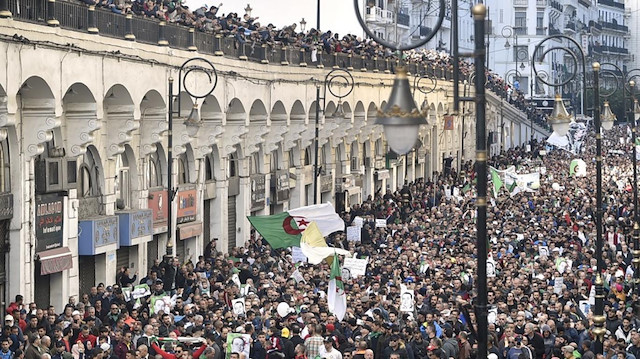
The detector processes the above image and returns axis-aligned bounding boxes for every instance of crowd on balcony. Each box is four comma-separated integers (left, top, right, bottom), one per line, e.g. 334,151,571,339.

77,0,548,128
4,126,640,359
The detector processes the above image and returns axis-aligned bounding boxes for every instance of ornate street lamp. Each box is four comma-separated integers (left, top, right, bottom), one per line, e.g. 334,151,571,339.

166,58,217,256
377,67,427,155
300,18,307,33
601,101,616,131
244,4,252,17
548,94,572,136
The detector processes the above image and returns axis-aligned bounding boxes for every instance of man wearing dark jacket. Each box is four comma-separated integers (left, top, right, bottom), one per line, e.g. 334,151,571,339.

525,323,545,359
441,329,459,359
383,335,408,359
410,331,429,359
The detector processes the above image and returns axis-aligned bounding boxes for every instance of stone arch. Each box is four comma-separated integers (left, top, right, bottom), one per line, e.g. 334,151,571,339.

173,92,195,118
249,100,267,121
367,102,378,120
325,101,336,119
341,101,353,120
19,76,60,157
201,95,223,119
139,90,167,157
63,83,100,157
0,84,12,193
290,100,305,121
354,101,366,117
309,100,320,122
104,84,137,158
226,98,246,123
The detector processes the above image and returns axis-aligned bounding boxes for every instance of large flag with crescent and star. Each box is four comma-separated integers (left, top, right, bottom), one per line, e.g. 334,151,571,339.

328,253,347,321
247,203,344,249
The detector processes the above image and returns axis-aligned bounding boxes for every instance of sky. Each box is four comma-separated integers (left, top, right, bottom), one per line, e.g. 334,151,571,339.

182,0,366,37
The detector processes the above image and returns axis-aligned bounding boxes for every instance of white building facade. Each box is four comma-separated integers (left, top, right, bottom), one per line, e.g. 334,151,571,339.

0,6,548,311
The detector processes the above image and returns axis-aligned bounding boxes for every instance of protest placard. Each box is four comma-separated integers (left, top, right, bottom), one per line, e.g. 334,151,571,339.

375,219,387,228
346,226,361,242
343,257,368,276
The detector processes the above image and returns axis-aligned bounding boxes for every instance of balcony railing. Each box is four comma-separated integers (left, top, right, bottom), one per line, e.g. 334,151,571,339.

600,21,628,32
589,20,602,31
597,0,624,9
578,0,591,7
565,22,576,31
4,0,544,127
549,27,562,36
536,0,547,6
550,0,563,11
513,0,528,6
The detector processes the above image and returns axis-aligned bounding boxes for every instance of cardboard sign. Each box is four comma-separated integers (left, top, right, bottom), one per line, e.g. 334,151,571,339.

400,286,415,312
539,246,549,257
554,277,564,294
291,246,307,263
353,216,364,228
346,226,361,242
343,257,368,277
375,219,387,228
232,298,245,316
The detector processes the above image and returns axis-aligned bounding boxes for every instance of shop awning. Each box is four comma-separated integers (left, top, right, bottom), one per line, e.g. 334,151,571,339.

178,221,202,240
38,247,73,275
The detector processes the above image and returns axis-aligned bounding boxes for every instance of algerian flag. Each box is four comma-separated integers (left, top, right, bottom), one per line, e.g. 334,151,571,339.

300,222,350,265
247,203,344,249
569,159,578,176
328,253,347,321
635,138,640,146
569,159,586,177
508,181,517,193
490,167,503,196
462,183,471,194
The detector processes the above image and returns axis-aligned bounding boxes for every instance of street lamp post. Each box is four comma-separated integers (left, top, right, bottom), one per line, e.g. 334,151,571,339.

166,58,217,256
502,26,520,87
591,62,607,355
312,69,354,204
353,1,489,358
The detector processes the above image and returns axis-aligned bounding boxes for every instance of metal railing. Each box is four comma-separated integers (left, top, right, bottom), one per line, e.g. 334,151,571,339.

597,0,625,9
4,0,543,126
600,21,628,32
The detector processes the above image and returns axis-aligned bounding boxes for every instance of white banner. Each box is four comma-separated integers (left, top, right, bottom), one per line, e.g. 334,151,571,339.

346,226,361,242
343,257,368,277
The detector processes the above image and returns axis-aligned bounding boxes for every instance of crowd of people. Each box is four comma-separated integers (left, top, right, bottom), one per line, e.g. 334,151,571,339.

2,124,640,359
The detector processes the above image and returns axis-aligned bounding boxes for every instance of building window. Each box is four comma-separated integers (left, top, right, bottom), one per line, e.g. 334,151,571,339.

0,138,8,192
205,155,215,181
148,151,162,188
350,142,360,172
250,154,259,175
79,147,100,198
178,155,187,184
513,46,529,62
229,152,238,178
115,152,130,209
515,12,527,35
270,150,278,172
536,12,544,35
304,147,312,166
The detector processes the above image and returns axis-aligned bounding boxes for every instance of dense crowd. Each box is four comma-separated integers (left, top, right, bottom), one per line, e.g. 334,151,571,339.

3,124,640,359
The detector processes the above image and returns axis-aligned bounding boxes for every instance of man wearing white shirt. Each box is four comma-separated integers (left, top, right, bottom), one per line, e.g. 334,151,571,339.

319,337,342,359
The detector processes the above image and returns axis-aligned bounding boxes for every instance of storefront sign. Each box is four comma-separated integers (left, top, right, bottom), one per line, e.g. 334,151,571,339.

176,188,197,224
0,192,13,220
148,189,168,229
375,158,385,169
178,221,203,240
118,209,153,246
275,170,290,204
320,175,333,193
78,216,119,255
251,174,266,210
35,193,64,253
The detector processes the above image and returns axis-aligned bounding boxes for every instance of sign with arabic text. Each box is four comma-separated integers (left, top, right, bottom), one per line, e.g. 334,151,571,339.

35,193,64,253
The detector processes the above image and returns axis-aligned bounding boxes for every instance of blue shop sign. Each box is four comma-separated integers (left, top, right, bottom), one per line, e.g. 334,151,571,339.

118,209,153,246
78,216,119,255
